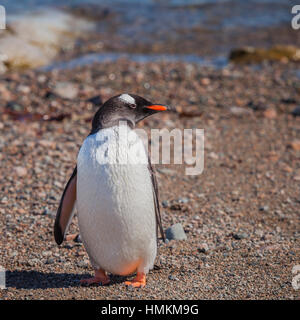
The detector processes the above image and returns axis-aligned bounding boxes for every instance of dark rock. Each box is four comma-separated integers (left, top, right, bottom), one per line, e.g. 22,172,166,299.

291,106,300,117
247,101,266,111
44,91,56,99
88,95,103,106
42,207,55,217
45,258,54,265
232,232,248,240
74,234,82,243
162,200,169,208
281,98,296,104
198,243,209,253
6,101,24,112
170,204,182,211
259,205,269,212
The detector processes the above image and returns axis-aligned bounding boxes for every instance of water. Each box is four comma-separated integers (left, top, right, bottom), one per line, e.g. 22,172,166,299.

41,52,228,71
0,0,297,69
2,0,297,29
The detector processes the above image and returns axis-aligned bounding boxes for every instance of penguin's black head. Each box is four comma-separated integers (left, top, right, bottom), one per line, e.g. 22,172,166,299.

91,93,169,133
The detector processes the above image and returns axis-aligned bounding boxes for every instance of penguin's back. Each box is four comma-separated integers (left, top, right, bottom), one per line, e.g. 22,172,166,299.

76,125,157,275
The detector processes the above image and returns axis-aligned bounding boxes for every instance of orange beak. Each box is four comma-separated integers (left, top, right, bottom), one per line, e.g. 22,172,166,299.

146,105,168,111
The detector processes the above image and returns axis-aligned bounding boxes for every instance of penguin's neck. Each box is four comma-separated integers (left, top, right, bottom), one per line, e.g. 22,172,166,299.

91,116,135,134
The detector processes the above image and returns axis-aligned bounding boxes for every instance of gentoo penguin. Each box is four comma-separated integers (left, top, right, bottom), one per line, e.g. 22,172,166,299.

54,93,168,288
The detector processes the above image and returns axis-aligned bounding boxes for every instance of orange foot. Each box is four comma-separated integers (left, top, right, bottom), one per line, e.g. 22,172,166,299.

125,272,146,288
80,269,110,286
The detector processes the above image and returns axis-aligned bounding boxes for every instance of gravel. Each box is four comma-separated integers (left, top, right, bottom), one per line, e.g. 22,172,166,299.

0,59,299,300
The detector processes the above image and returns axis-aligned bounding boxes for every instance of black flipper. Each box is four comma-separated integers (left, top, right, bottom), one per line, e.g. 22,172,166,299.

54,166,77,245
148,157,165,243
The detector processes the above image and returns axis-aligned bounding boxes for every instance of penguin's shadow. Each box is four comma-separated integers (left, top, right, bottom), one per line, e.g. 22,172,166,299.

6,270,125,289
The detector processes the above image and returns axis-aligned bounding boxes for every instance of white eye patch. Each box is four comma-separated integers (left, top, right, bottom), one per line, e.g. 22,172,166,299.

119,93,136,105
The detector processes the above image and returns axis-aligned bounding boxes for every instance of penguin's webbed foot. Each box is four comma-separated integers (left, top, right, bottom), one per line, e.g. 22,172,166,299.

125,272,146,288
80,269,110,286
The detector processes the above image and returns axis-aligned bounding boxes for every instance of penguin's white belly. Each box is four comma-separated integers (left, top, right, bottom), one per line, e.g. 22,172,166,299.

76,126,157,275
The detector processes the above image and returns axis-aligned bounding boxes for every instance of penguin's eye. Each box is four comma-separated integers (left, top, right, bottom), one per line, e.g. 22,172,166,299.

128,103,136,109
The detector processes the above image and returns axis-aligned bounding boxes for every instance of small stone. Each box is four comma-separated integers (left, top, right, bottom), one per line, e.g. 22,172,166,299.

232,232,248,240
42,207,55,217
198,243,209,253
274,210,284,218
37,74,47,83
17,85,30,94
282,164,293,173
42,250,52,257
259,205,269,212
15,166,27,177
10,251,18,257
285,197,293,204
165,223,187,241
231,190,239,200
162,200,169,208
54,180,63,188
255,230,264,237
17,208,26,214
178,197,190,204
52,82,78,100
168,275,179,281
6,101,24,112
1,197,8,204
27,258,39,267
229,106,253,117
263,108,277,119
77,260,89,268
208,152,219,160
39,140,56,149
200,78,210,85
45,258,54,265
288,140,300,151
225,207,234,214
88,95,103,106
170,204,182,211
291,106,300,117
